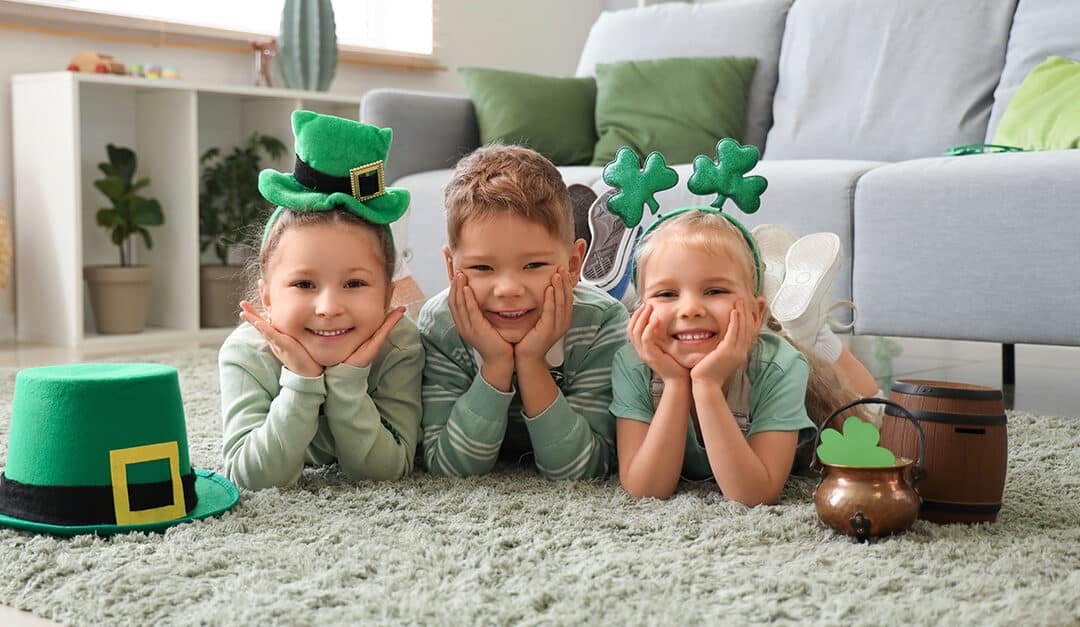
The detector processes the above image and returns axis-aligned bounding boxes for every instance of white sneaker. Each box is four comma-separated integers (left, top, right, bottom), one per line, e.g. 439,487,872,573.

750,224,797,306
771,232,841,348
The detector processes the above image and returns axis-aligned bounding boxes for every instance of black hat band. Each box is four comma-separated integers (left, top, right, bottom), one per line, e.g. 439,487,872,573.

0,472,198,527
293,155,386,202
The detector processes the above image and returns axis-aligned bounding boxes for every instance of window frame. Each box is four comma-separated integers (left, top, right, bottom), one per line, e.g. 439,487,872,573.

0,0,443,71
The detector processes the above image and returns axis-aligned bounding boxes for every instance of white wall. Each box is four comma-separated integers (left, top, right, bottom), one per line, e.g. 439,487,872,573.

0,0,605,343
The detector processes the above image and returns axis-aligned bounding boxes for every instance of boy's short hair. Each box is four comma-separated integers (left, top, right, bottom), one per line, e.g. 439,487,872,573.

444,145,574,248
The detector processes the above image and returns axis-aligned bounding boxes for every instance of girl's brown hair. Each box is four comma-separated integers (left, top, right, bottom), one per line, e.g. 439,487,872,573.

242,208,396,311
634,211,867,440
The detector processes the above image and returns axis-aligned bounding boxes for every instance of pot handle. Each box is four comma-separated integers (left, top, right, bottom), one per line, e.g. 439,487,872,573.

809,397,926,480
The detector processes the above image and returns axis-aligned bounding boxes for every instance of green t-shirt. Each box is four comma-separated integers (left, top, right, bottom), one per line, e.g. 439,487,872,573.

609,332,815,481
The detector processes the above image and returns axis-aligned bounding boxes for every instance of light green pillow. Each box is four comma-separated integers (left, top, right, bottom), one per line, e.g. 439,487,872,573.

459,67,597,166
591,56,757,167
993,55,1080,151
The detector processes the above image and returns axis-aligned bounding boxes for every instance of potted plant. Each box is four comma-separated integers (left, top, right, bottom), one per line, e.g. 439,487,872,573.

84,143,164,334
198,132,286,327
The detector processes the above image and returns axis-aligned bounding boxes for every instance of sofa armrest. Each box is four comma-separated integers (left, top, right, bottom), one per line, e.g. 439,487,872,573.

360,89,480,184
853,149,1080,346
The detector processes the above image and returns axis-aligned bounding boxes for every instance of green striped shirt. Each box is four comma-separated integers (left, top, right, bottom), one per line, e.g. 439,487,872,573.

418,283,629,479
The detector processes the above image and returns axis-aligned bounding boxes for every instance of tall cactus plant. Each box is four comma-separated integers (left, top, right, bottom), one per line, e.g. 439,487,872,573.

278,0,338,91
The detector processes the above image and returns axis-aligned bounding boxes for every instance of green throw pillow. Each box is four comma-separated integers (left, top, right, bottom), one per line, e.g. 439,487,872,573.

591,56,757,167
459,67,597,166
993,55,1080,151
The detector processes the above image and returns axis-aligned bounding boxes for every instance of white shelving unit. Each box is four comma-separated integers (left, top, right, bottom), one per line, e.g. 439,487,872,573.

12,72,365,348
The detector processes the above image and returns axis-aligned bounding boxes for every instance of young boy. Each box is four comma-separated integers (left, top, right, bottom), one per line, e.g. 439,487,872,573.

418,145,629,479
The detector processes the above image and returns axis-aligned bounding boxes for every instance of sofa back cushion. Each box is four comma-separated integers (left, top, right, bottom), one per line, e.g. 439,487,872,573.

985,0,1080,143
575,0,792,153
764,0,1016,162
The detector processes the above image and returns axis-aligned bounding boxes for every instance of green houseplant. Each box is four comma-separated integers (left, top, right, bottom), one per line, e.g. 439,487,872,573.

83,143,165,334
198,131,285,327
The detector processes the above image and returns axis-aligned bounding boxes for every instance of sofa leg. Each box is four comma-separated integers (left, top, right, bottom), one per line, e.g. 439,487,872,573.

1002,343,1015,386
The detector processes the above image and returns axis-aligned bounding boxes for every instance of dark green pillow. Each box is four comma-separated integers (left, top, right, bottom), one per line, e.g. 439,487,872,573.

459,67,597,166
591,57,757,167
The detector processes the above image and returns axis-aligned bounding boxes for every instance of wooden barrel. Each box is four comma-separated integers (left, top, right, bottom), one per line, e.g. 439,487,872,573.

880,379,1007,524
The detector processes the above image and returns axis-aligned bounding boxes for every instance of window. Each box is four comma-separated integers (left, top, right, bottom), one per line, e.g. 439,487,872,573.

6,0,434,56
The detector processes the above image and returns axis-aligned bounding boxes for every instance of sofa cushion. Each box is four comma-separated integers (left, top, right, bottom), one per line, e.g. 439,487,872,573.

852,150,1080,346
992,56,1080,150
575,0,792,152
591,56,757,167
459,67,596,166
985,0,1080,142
764,0,1016,162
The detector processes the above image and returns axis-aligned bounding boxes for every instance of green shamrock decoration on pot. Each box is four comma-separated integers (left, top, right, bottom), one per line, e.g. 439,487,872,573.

816,416,897,467
687,138,768,213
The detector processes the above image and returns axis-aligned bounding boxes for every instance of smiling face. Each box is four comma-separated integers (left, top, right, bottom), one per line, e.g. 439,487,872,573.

637,229,765,369
259,222,392,367
444,213,584,344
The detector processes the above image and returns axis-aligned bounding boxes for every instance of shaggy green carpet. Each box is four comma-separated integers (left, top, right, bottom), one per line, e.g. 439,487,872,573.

0,348,1077,625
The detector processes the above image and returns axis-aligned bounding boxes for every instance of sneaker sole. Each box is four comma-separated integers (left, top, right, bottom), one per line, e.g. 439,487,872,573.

751,224,797,305
582,190,638,290
771,232,840,323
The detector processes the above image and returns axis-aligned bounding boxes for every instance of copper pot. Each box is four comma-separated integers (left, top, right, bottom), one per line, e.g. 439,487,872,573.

811,398,926,542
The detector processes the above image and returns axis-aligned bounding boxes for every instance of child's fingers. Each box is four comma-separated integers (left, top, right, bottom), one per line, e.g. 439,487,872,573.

541,285,555,326
463,285,485,329
354,307,406,366
631,304,651,340
448,275,466,326
627,304,644,337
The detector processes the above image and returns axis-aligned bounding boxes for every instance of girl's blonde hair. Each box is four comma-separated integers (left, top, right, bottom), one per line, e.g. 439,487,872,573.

633,211,867,442
242,208,396,311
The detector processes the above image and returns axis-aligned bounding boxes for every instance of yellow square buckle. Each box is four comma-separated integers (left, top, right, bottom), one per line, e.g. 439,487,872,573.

109,441,186,525
349,160,386,202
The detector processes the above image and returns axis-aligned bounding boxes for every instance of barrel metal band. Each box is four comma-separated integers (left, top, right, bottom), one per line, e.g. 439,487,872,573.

884,406,1008,426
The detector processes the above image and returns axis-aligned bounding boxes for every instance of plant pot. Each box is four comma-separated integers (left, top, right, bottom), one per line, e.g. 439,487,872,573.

83,265,154,334
200,265,245,327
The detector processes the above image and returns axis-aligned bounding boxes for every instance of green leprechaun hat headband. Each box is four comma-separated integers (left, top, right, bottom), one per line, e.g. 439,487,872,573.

0,363,239,536
602,138,767,293
258,110,411,243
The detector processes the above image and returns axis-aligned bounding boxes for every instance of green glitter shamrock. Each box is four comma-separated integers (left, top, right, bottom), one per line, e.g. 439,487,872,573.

601,148,679,228
686,138,768,213
816,416,897,467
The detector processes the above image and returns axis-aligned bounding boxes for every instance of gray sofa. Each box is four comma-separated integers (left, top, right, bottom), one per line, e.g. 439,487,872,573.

362,0,1080,348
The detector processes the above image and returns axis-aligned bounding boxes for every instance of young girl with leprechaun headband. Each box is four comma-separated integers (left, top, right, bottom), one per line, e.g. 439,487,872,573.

607,140,875,505
219,111,423,491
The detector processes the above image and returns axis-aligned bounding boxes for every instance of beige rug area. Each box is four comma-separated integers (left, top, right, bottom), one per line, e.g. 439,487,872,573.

0,348,1078,625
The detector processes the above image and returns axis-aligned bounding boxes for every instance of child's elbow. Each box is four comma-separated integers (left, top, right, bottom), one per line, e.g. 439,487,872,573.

620,477,675,500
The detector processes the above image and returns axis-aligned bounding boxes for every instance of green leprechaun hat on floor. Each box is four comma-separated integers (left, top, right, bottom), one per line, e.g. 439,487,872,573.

0,363,239,536
258,110,410,238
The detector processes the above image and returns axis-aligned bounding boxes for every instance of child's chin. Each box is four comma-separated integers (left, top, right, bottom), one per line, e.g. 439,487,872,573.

670,350,707,370
496,329,527,344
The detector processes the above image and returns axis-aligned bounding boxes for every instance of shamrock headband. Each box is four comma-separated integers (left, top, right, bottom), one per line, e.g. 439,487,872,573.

601,139,767,293
257,111,411,247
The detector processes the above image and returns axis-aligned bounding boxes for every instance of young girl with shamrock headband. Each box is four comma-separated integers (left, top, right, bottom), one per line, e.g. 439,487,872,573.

607,140,873,505
219,111,424,491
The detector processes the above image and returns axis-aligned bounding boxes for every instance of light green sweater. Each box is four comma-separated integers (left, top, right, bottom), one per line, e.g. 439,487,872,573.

219,319,424,490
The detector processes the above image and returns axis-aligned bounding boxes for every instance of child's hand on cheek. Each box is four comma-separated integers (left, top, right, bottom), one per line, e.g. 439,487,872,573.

344,306,406,369
447,272,514,368
629,303,689,383
240,300,324,378
515,268,574,365
691,298,753,386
